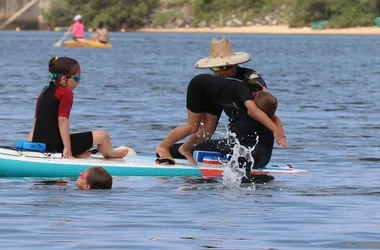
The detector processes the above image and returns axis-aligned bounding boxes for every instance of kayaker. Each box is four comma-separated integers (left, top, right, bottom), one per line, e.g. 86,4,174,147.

94,22,109,44
28,56,129,159
69,14,85,41
160,37,287,182
76,167,113,190
156,74,286,166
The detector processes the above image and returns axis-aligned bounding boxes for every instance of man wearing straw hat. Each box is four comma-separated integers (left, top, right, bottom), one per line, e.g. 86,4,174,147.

196,37,268,94
166,37,286,182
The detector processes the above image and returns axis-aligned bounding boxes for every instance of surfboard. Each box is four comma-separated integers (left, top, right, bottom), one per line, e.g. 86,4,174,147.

0,147,307,178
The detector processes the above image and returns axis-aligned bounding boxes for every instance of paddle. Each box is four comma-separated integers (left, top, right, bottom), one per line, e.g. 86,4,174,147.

54,26,72,47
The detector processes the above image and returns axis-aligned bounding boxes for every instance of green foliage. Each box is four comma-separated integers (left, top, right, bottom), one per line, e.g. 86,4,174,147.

191,0,288,26
165,0,191,8
288,0,380,27
43,0,160,30
152,11,184,27
43,0,380,29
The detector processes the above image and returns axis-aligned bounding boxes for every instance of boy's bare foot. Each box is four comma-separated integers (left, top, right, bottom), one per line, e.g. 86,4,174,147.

112,146,129,158
179,145,197,165
76,151,92,159
126,147,137,156
156,144,173,160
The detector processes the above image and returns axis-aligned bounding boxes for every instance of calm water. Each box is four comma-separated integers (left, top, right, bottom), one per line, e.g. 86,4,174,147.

0,31,380,249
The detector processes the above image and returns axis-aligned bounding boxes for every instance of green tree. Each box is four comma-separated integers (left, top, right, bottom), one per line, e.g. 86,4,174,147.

43,0,159,30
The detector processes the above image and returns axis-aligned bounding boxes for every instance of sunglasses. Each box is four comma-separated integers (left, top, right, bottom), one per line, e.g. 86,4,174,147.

210,66,233,72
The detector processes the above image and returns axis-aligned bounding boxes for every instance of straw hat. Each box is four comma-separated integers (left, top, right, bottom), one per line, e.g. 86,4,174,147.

73,15,82,21
195,37,251,68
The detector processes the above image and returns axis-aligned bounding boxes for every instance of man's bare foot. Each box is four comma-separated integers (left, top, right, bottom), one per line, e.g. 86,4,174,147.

76,152,92,159
179,145,197,165
156,144,173,159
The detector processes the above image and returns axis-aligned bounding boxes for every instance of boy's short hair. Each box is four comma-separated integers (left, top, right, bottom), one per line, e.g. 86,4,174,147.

254,92,277,118
86,167,112,189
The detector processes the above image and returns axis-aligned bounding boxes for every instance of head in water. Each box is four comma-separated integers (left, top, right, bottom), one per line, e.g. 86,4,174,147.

76,166,113,190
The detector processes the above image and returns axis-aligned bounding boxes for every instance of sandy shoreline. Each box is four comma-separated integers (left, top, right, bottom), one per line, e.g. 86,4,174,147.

136,25,380,35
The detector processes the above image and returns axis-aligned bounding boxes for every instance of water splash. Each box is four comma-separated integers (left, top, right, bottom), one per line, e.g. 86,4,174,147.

222,130,259,188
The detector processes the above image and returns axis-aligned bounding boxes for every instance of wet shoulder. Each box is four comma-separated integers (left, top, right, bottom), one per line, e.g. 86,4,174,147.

236,66,267,88
236,66,260,81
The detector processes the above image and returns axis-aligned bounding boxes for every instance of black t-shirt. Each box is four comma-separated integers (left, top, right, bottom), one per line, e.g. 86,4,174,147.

222,67,274,146
201,75,253,105
186,74,253,116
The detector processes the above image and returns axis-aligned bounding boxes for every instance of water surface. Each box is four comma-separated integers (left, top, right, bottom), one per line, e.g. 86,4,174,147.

0,31,379,249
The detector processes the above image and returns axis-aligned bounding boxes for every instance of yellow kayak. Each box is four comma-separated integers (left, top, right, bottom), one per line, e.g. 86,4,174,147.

63,39,112,48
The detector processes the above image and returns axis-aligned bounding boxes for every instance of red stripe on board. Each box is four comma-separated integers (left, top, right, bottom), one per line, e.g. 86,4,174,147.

199,168,223,177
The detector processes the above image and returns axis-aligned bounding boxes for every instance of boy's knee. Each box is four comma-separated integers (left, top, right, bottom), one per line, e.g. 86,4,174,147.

93,130,110,141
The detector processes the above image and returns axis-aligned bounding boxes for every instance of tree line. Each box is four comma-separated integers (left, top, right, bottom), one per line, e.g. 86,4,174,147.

43,0,380,29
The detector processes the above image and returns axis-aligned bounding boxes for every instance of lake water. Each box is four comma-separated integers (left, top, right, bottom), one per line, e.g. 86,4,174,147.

0,31,380,249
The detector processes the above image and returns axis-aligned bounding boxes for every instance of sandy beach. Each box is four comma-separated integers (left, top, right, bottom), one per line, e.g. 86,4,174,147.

137,25,380,35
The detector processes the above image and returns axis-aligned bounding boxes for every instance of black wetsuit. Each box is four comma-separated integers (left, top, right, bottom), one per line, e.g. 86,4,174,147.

168,68,274,182
33,83,93,156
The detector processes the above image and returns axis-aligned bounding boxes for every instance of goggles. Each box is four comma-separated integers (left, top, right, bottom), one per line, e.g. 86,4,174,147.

51,73,82,83
210,66,233,72
79,171,86,180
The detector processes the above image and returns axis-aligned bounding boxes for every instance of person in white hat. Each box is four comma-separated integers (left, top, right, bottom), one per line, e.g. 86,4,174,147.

160,37,287,183
69,14,85,41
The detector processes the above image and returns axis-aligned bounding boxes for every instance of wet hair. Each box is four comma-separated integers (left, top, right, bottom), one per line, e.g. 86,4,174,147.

86,167,113,189
254,92,277,118
97,22,104,29
48,56,80,84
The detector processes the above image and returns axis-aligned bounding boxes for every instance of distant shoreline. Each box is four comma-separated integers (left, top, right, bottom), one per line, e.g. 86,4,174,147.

136,25,380,35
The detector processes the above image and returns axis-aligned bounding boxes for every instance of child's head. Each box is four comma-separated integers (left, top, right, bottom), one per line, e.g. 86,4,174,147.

76,167,113,190
49,56,81,90
254,92,278,118
97,22,104,29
